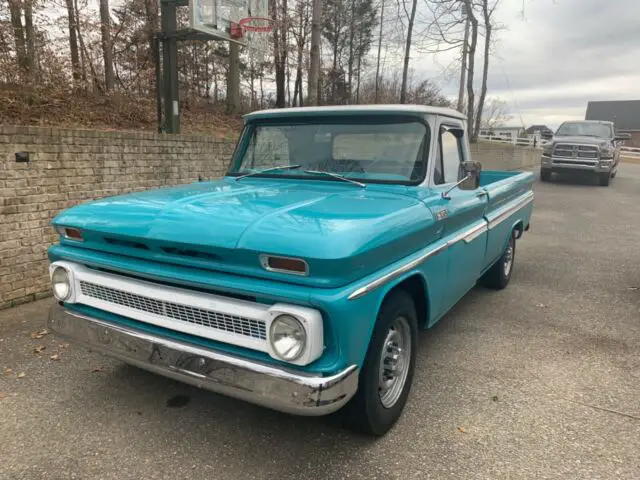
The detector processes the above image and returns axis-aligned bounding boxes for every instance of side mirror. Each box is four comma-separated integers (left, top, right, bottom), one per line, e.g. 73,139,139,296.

442,161,483,199
459,161,482,190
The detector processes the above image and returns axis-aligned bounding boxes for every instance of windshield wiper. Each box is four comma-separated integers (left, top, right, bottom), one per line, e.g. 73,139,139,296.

303,170,366,188
235,164,301,180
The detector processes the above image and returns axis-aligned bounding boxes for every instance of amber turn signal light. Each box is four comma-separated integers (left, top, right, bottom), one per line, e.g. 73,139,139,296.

260,255,308,276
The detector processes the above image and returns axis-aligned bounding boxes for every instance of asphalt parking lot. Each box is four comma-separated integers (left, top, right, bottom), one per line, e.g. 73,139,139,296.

1,163,639,480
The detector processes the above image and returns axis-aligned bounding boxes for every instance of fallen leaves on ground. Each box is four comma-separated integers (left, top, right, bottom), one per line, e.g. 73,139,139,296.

492,395,499,402
30,329,49,339
59,343,70,349
90,366,104,373
49,354,60,361
457,426,467,433
3,367,12,376
535,303,547,308
34,345,46,354
17,372,26,378
627,286,638,291
0,392,4,400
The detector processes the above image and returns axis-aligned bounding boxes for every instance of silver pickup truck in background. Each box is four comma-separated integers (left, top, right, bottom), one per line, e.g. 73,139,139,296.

540,120,629,186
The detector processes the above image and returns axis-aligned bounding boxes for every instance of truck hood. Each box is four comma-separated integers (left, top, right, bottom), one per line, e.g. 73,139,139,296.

53,178,439,287
550,135,609,146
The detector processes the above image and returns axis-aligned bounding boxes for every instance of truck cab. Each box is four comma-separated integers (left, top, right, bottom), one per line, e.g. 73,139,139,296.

47,105,534,436
540,120,628,186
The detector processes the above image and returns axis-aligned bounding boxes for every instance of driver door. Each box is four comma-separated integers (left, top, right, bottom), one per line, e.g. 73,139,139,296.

428,120,488,312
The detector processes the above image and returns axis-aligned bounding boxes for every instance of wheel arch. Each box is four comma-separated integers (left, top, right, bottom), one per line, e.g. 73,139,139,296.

377,272,431,329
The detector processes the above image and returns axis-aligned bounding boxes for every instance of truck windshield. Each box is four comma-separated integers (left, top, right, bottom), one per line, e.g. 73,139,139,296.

229,118,429,184
556,122,612,138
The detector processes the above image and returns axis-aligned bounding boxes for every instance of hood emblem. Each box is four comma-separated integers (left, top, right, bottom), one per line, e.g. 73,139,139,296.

435,209,449,221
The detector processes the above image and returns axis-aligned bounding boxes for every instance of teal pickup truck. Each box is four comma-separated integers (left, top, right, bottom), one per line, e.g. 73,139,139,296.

47,105,534,436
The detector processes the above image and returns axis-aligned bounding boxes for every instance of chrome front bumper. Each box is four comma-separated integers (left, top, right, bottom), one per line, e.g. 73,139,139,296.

48,305,359,416
541,156,613,173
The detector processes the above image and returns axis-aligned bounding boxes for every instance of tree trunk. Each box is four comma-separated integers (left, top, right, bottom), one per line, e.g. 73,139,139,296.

286,54,291,107
99,0,115,92
456,15,470,112
226,41,241,114
271,0,286,107
474,0,492,139
374,0,385,103
64,0,81,83
355,23,363,104
260,68,264,108
347,0,355,103
24,0,36,78
307,0,322,105
400,0,418,104
8,0,28,76
145,0,158,66
464,0,478,140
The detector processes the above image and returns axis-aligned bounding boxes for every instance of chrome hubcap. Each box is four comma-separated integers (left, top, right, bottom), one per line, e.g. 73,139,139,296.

378,316,411,409
503,241,514,276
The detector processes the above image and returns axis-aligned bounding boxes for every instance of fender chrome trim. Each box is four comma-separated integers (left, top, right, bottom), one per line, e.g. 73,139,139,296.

48,305,359,416
347,243,447,301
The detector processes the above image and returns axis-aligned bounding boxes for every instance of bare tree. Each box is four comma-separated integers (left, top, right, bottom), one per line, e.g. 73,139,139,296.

456,8,469,112
374,0,384,103
473,0,500,138
480,97,511,130
64,0,81,83
399,0,418,104
462,0,478,139
290,0,311,106
7,0,28,75
270,0,287,107
226,41,241,113
24,0,36,76
100,0,115,92
307,0,322,105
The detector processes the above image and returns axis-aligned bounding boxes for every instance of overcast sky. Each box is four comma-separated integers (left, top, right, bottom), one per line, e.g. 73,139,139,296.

417,0,640,128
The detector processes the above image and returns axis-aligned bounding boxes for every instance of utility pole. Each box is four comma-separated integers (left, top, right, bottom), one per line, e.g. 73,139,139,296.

457,2,470,113
160,0,180,133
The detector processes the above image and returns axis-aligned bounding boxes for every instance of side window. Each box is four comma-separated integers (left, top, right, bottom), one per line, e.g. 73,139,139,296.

244,127,290,168
434,127,464,184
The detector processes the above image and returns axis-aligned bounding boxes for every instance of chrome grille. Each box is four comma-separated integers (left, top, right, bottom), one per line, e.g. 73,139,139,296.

80,281,267,340
554,144,599,159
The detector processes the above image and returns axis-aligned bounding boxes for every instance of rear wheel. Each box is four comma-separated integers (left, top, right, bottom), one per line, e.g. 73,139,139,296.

481,232,516,290
598,172,610,186
346,290,418,436
540,169,551,182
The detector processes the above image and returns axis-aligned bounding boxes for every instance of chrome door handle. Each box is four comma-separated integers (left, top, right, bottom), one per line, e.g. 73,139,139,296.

476,191,488,197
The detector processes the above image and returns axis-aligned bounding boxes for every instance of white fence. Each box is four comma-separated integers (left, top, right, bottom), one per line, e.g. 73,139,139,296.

479,134,640,158
620,146,640,157
478,134,547,149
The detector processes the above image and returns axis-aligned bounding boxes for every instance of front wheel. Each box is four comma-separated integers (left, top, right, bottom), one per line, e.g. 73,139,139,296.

346,290,418,436
480,232,516,290
540,169,551,182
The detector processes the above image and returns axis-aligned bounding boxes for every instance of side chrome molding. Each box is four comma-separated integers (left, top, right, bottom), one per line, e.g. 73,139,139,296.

347,191,534,301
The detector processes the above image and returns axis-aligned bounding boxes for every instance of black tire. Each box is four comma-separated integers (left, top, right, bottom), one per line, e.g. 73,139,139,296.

540,169,551,182
598,172,610,186
345,290,418,436
480,232,515,290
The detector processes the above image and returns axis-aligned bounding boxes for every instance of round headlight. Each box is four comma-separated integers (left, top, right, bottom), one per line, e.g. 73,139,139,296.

51,267,71,301
269,315,307,361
